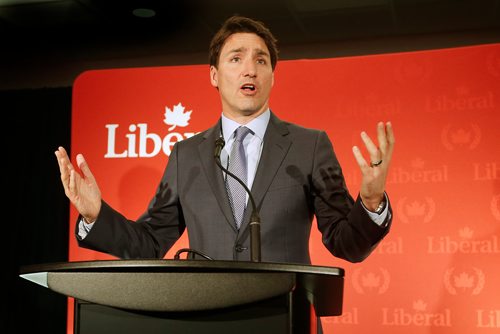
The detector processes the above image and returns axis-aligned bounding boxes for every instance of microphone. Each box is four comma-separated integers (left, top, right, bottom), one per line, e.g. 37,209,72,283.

214,137,261,262
174,248,214,260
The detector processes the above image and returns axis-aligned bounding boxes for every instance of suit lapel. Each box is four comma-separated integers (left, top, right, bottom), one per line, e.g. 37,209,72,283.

198,122,236,231
239,112,291,233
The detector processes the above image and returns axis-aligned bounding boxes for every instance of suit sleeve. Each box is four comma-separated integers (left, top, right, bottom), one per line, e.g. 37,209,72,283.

76,143,186,259
312,131,392,263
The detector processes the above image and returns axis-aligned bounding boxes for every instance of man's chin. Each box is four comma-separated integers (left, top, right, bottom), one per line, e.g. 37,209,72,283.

239,104,267,116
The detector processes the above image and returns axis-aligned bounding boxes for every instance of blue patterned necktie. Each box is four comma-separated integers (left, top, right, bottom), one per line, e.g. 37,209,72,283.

226,126,252,229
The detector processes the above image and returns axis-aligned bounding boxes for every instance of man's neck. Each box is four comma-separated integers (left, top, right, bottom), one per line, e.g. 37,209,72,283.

222,107,269,125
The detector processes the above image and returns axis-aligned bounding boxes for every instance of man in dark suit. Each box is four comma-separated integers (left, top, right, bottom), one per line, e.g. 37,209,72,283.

55,15,395,264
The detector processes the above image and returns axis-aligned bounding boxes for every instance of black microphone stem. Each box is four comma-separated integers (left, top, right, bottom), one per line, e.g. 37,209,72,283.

214,138,261,262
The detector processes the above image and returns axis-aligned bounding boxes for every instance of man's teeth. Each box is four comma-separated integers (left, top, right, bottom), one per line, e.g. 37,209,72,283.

242,85,255,90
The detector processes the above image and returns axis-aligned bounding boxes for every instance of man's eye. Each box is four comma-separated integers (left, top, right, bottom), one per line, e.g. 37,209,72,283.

231,57,240,62
257,59,266,65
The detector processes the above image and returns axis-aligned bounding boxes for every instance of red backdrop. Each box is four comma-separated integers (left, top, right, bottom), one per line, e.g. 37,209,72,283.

69,42,500,333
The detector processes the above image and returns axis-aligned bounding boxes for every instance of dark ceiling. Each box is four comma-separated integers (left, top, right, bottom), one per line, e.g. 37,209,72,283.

1,0,500,89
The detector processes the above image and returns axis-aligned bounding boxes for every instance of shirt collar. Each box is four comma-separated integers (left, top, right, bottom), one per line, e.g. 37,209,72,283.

221,109,270,142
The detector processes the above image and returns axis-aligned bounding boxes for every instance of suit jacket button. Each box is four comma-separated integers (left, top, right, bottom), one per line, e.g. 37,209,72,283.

235,245,247,252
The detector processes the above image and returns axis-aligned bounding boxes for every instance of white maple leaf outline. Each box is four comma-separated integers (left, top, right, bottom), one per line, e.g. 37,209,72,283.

163,103,192,131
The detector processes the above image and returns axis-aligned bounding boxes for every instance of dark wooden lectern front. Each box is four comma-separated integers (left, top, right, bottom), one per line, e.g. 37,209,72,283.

19,260,344,334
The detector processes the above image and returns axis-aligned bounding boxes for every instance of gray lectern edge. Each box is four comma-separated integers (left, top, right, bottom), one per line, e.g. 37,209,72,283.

19,259,344,316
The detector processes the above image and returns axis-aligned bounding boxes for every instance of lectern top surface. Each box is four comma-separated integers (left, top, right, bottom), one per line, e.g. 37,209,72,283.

19,259,344,277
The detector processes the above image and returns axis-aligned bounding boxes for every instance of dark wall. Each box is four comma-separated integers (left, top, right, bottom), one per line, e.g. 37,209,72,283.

3,88,71,334
2,28,499,91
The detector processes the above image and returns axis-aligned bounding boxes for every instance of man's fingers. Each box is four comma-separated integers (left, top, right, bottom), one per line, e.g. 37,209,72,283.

360,131,380,165
55,146,69,170
386,122,395,147
352,146,369,169
377,121,387,154
55,151,63,170
382,121,395,162
76,154,86,173
55,147,82,199
68,169,76,195
55,149,73,186
76,154,97,183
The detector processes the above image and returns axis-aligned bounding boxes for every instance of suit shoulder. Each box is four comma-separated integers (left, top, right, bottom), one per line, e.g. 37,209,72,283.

280,120,327,139
175,128,210,148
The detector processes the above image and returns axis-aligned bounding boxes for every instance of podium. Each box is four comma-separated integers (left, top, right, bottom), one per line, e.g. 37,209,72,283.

19,260,344,334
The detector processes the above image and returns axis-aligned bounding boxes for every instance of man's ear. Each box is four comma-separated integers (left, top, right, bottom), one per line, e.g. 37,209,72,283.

210,66,218,88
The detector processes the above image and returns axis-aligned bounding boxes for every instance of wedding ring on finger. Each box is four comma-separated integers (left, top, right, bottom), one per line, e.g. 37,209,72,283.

370,159,383,167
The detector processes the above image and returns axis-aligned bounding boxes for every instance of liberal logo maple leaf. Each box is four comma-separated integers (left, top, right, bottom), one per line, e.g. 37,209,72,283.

361,272,380,288
163,103,192,131
454,272,474,288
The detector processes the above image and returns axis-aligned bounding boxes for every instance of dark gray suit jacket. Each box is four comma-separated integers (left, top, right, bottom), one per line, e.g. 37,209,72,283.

78,112,392,264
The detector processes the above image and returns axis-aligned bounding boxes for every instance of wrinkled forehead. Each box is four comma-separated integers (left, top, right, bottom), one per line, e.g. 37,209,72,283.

220,32,270,57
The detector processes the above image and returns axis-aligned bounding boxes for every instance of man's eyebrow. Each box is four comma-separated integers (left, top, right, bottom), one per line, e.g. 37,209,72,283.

224,47,270,57
255,49,270,57
225,47,245,55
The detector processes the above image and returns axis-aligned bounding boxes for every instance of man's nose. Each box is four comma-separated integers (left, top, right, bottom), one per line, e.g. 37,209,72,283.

242,59,257,77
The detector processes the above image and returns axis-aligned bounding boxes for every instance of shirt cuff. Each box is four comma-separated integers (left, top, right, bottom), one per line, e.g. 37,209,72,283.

77,217,95,239
361,193,390,227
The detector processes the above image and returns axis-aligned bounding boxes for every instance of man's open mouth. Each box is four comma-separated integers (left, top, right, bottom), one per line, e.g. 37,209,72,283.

241,84,256,91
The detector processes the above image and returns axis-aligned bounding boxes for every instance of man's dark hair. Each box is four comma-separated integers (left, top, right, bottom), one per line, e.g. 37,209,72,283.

209,15,279,70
